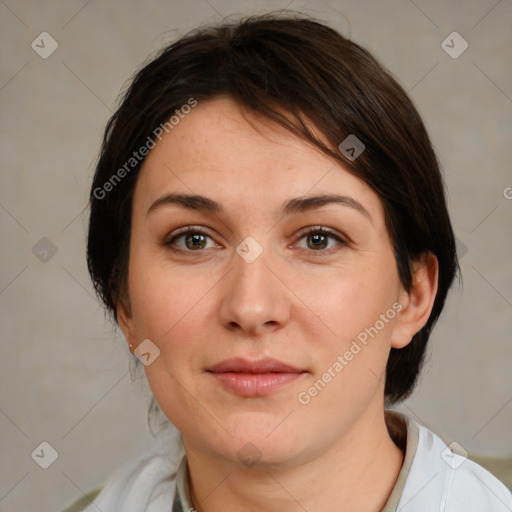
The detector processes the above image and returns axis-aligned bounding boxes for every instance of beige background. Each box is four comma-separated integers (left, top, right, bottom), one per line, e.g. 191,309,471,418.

1,1,511,510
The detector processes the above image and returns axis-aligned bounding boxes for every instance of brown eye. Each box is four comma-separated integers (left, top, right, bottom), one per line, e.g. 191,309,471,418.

307,232,329,250
297,227,346,252
183,232,208,250
165,227,217,251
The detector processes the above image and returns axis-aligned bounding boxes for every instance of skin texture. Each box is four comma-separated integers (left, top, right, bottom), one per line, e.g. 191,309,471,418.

117,97,438,512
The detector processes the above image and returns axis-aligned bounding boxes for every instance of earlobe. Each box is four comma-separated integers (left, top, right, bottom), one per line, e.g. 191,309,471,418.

391,253,439,349
115,296,138,349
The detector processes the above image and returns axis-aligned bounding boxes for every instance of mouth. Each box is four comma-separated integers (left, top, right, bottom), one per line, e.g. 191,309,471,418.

206,357,307,397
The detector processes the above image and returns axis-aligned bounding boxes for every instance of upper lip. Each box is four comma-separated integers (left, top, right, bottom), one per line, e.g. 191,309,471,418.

206,357,305,374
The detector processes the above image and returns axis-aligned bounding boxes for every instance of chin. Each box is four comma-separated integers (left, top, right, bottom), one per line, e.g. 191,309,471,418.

214,424,310,469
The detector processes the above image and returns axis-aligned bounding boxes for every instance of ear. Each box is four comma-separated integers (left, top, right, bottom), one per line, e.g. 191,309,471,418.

115,295,138,350
391,252,439,349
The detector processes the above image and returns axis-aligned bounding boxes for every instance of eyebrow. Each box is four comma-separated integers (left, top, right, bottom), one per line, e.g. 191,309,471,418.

146,192,371,221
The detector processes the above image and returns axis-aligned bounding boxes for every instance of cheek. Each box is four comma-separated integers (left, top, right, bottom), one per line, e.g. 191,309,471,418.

127,258,219,389
128,254,209,340
128,263,215,430
295,279,399,419
293,262,398,345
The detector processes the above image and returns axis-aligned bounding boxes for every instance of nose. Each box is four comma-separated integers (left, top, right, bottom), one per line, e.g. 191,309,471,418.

219,241,291,337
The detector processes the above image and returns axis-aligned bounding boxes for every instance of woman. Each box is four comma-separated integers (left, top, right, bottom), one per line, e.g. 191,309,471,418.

75,12,511,512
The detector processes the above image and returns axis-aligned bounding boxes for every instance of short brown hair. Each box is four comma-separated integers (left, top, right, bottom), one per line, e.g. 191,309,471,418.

87,12,459,404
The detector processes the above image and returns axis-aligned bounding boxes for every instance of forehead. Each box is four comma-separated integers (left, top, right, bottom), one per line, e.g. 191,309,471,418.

134,97,383,221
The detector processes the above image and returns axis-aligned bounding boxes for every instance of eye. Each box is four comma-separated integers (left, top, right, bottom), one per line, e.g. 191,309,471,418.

295,226,347,253
164,225,347,254
164,226,219,252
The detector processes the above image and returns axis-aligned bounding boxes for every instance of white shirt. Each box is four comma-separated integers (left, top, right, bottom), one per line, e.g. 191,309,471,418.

79,411,512,512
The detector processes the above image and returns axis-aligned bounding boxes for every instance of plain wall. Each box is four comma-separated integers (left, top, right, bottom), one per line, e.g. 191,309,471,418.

1,1,511,511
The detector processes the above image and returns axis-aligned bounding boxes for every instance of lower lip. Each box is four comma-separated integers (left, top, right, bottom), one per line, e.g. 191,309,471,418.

209,372,304,396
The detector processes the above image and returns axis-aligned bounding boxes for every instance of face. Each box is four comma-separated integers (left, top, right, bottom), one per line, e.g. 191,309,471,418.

118,97,424,468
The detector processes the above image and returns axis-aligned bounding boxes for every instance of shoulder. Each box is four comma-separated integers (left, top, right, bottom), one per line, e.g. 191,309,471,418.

399,417,512,511
62,425,184,512
444,453,512,511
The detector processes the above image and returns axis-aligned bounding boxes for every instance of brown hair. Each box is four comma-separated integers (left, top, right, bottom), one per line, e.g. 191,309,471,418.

87,12,459,404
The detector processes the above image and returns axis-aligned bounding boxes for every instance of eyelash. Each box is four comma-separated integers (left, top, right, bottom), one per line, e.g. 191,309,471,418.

164,225,347,255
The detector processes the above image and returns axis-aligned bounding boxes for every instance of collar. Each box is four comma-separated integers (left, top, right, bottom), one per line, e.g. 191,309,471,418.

382,410,419,511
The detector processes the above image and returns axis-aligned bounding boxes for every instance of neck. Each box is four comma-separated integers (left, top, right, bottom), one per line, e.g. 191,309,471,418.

183,406,405,512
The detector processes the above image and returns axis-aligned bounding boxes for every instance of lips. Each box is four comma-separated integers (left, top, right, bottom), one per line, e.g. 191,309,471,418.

207,357,304,374
206,357,306,397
